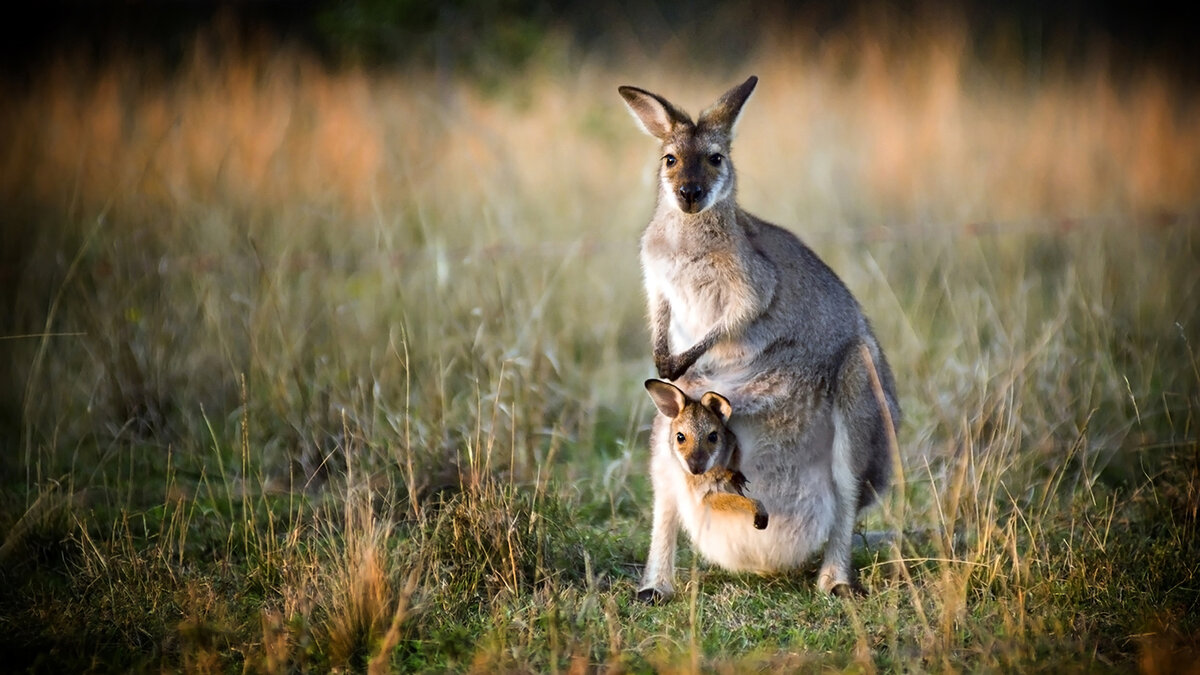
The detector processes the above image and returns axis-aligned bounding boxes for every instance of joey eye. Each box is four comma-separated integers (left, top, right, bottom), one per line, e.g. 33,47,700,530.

707,431,719,443
675,432,686,444
708,153,723,166
664,154,677,167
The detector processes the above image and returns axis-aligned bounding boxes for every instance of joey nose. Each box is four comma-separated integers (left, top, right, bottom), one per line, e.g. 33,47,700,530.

678,183,705,209
687,456,708,475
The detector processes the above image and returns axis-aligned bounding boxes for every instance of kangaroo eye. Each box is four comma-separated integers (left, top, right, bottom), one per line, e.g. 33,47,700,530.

707,431,719,443
664,154,677,167
708,153,723,166
675,432,686,444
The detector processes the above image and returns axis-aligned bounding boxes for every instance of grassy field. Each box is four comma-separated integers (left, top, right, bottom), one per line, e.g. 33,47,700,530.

2,13,1199,673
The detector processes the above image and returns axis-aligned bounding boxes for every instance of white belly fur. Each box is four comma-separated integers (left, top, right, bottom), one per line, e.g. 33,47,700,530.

656,408,837,573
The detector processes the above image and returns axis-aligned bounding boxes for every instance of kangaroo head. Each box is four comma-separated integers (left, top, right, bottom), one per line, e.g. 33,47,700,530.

619,76,757,215
644,379,735,475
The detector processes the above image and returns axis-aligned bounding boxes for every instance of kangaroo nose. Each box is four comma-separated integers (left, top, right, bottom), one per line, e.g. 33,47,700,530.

678,184,705,207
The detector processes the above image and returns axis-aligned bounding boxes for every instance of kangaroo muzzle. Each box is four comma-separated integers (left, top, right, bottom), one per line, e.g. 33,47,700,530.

677,183,706,212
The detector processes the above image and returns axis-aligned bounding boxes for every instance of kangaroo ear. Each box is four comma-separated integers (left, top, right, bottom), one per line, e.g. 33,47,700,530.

698,75,757,136
619,85,692,140
645,379,686,419
700,391,733,423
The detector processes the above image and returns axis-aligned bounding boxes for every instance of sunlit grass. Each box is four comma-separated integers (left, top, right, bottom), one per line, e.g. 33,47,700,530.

2,13,1198,672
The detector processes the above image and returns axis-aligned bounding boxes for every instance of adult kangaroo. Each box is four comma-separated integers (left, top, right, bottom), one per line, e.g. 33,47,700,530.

620,76,901,601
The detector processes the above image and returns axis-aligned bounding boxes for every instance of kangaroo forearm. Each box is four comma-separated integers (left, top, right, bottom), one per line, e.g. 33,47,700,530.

651,294,673,369
663,326,720,380
704,491,769,529
653,328,672,371
703,492,765,519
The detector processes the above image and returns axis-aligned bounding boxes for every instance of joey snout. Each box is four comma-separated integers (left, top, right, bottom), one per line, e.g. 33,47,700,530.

685,454,710,475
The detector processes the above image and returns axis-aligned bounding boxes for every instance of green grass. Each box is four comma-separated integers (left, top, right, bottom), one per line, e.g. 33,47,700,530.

2,17,1200,673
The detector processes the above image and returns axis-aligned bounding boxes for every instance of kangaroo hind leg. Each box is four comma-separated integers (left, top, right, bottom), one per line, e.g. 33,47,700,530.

820,341,896,596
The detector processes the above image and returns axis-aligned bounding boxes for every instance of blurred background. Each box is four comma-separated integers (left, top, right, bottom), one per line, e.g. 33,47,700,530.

2,2,1198,670
3,0,1197,221
2,0,1198,496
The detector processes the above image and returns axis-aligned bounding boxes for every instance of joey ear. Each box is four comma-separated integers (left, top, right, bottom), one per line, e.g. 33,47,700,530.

698,75,758,136
644,379,686,419
700,391,733,423
619,85,692,140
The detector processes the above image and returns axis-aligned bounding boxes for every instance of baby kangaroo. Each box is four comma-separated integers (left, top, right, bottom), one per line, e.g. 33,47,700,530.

622,76,901,601
644,379,768,528
640,379,768,604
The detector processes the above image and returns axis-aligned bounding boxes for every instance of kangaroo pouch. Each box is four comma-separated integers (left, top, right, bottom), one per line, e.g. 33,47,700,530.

678,409,837,572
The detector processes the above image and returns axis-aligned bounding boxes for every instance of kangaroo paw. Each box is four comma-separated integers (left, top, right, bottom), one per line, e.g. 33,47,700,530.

830,580,867,598
636,587,670,605
818,567,861,597
729,470,749,493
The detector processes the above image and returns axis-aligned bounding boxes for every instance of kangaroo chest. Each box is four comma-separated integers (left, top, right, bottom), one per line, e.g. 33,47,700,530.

644,239,757,344
667,260,732,342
